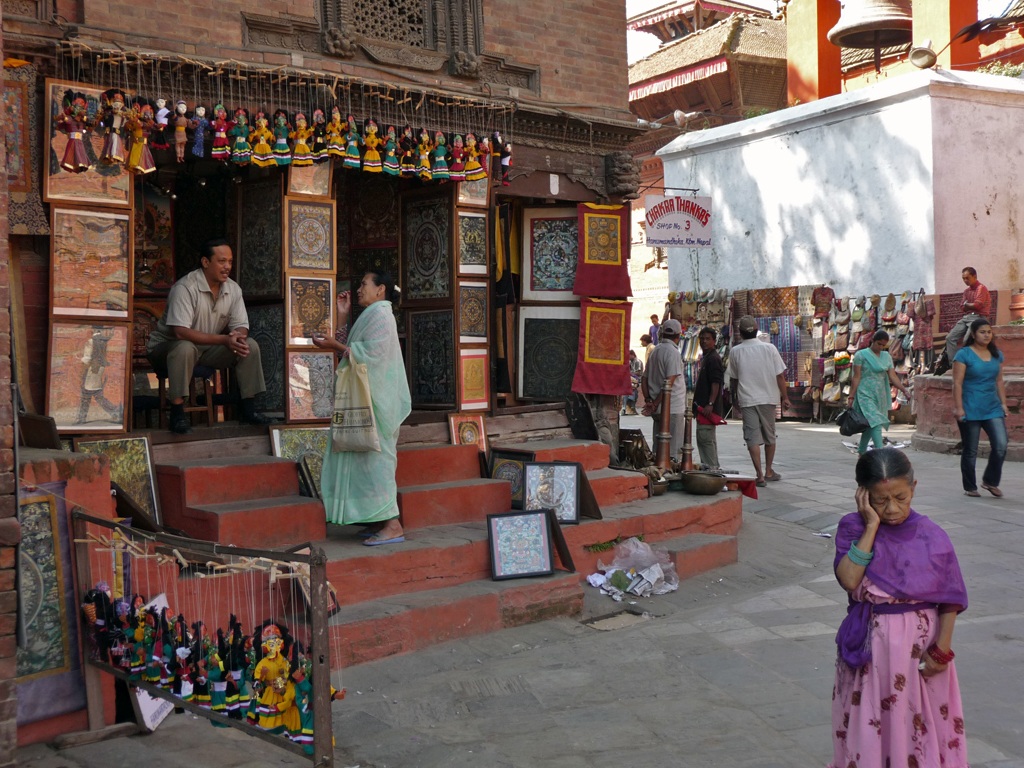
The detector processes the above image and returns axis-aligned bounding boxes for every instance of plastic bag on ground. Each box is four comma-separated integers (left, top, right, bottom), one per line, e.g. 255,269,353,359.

596,537,679,594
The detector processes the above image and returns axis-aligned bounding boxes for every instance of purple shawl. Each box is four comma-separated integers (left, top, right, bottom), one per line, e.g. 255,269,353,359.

833,510,968,668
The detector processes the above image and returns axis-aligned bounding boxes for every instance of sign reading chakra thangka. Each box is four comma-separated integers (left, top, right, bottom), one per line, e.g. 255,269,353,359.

643,195,713,248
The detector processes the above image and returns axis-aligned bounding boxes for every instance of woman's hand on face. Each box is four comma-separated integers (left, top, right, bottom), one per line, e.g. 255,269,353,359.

855,486,880,529
337,290,352,318
920,653,948,678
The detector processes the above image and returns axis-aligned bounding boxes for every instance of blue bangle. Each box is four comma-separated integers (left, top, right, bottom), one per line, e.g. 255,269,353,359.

848,540,874,566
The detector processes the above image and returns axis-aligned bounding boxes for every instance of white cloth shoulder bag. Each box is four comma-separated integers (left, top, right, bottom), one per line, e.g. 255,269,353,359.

331,352,381,453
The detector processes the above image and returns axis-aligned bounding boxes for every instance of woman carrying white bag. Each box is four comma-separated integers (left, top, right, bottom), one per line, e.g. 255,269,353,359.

312,271,411,546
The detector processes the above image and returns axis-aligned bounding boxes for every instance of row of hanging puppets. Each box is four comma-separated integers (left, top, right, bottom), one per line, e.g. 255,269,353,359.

82,585,341,754
57,88,513,184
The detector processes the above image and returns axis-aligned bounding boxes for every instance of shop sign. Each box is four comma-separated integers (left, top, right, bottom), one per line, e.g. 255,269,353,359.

643,195,712,248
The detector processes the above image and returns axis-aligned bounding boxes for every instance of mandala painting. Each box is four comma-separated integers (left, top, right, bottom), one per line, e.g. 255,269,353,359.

286,351,334,422
518,307,580,401
238,177,282,298
408,310,455,407
74,437,159,522
403,196,450,302
524,207,578,301
457,212,487,275
51,208,130,318
286,197,335,272
248,303,285,412
350,174,399,248
287,276,333,346
489,448,535,508
449,413,487,453
488,511,553,580
459,281,488,342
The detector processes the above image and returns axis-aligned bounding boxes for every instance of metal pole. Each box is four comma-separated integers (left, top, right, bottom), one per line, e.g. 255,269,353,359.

654,387,673,471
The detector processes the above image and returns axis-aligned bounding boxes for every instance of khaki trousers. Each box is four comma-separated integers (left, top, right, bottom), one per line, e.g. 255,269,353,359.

148,339,266,401
695,423,719,468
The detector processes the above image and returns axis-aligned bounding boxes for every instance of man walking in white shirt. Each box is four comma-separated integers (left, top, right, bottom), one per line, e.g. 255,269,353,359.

726,316,791,487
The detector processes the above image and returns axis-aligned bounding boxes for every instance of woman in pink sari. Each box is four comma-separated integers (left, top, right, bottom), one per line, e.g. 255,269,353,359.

831,448,969,768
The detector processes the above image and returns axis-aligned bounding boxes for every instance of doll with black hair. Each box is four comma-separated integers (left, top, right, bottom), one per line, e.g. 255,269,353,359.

99,89,128,165
382,125,400,176
253,622,300,734
191,621,212,709
448,134,466,182
431,132,450,182
362,120,382,172
223,614,249,719
81,581,116,661
229,109,252,166
342,114,362,170
311,108,329,162
173,101,190,163
291,112,315,167
416,128,434,180
190,105,210,158
273,110,292,165
326,106,345,158
494,131,512,186
56,90,94,173
399,125,417,175
210,104,233,162
463,133,485,182
126,101,157,175
208,632,229,726
289,642,345,754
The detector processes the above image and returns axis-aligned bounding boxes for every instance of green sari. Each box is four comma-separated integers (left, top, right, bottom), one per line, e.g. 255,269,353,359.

321,299,411,524
852,347,894,430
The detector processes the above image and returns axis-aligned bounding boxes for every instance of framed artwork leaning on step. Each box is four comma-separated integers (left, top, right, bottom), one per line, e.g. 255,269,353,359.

449,412,488,454
488,448,536,509
523,462,581,525
487,510,554,580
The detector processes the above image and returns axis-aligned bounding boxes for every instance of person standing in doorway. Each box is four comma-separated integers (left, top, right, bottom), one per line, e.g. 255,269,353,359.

726,316,791,487
936,267,991,375
641,319,686,461
692,326,724,469
648,314,661,346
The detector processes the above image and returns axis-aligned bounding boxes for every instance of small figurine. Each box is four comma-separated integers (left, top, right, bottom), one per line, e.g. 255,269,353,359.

448,134,466,182
326,106,345,158
382,125,400,176
289,647,345,755
464,133,488,182
208,642,229,726
399,125,417,175
190,105,210,158
494,131,512,186
310,108,329,162
173,100,190,162
152,97,171,150
431,131,450,182
56,90,94,173
272,109,292,165
99,89,128,165
362,120,382,172
290,112,315,167
191,622,211,710
210,104,233,162
126,102,157,174
416,128,433,180
229,108,252,166
249,112,276,168
253,623,300,735
81,581,116,661
342,114,362,170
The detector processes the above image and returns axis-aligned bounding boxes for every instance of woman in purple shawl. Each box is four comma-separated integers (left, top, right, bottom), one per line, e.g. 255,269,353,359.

830,448,969,768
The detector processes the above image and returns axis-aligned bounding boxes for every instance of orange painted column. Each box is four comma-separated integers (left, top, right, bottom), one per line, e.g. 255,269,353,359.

786,0,842,104
914,0,979,68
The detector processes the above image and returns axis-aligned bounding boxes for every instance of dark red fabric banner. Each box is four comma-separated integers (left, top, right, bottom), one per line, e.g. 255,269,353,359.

573,203,632,298
571,298,633,396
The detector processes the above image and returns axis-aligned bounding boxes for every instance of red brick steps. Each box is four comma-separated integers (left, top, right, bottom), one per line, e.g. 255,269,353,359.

491,438,610,471
587,468,650,507
661,533,740,581
397,478,511,530
183,497,327,549
396,443,483,488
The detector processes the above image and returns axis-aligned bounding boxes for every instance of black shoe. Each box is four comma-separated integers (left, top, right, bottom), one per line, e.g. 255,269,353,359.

933,354,950,376
239,411,277,426
170,415,193,435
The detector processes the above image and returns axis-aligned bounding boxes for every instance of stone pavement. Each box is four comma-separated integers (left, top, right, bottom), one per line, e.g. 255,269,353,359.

17,422,1024,768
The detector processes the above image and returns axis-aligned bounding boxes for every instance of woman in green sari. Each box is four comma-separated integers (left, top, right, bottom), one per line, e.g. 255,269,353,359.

846,330,910,454
312,272,411,545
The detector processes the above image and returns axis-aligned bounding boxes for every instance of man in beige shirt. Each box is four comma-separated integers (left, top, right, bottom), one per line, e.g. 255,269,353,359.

147,239,274,434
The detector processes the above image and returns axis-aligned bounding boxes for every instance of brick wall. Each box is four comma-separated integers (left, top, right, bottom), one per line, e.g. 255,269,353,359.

0,8,22,766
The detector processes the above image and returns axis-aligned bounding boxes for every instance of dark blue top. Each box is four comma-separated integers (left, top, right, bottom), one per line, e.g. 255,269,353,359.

954,346,1004,421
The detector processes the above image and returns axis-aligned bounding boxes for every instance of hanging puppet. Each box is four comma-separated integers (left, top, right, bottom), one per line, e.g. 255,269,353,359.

493,130,512,186
152,97,171,150
342,114,362,170
399,125,417,176
56,90,94,173
326,106,345,158
448,134,466,182
253,622,300,735
190,105,210,158
210,104,233,162
126,101,157,174
362,120,382,172
381,125,400,176
290,112,314,167
289,646,346,755
208,640,228,726
172,100,191,163
310,108,329,162
463,133,486,182
431,132,450,182
99,89,128,165
416,128,433,180
81,581,116,662
272,110,292,165
229,109,252,166
249,112,276,168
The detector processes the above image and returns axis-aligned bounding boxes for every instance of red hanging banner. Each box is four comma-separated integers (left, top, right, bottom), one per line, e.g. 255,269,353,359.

571,298,633,396
573,203,632,299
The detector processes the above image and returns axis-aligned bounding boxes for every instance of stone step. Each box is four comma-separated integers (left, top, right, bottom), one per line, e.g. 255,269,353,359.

326,572,584,668
491,439,611,472
155,456,301,510
167,495,326,549
587,468,650,508
659,533,739,581
397,478,512,530
396,443,485,488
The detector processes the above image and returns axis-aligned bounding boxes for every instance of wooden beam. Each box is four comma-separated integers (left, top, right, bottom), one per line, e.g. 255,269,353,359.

695,78,722,111
310,548,334,768
678,14,695,34
53,723,140,749
73,516,107,732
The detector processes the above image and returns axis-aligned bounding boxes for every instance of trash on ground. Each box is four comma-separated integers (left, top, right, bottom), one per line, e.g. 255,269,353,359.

813,532,832,538
588,537,680,598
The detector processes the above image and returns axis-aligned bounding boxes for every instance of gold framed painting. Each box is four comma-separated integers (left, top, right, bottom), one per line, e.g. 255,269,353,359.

51,206,132,319
74,436,160,523
46,320,130,433
459,348,490,411
284,196,336,273
286,275,334,347
288,162,334,199
457,210,488,276
43,79,133,208
449,412,488,453
457,174,491,208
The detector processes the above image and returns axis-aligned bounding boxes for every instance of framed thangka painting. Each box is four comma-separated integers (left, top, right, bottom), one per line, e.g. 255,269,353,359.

132,298,166,359
271,426,328,495
522,207,578,302
489,448,536,509
51,207,131,318
47,321,129,433
3,79,31,193
237,176,282,299
350,173,399,248
523,462,581,524
74,436,160,523
459,348,490,411
284,197,336,272
43,79,133,208
287,276,334,347
487,510,553,580
288,162,333,198
458,174,490,208
248,303,285,413
286,351,334,422
408,309,456,408
517,305,580,401
449,412,487,453
457,211,487,276
133,181,175,296
402,193,451,304
458,280,488,343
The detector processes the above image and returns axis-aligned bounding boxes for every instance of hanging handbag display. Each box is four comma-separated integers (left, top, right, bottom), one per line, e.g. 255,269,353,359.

331,352,382,453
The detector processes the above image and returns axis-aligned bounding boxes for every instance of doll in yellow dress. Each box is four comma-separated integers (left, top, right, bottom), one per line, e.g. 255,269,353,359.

253,624,300,735
249,112,276,168
464,132,489,182
362,120,382,172
126,102,157,175
416,128,434,180
290,112,315,167
326,106,345,158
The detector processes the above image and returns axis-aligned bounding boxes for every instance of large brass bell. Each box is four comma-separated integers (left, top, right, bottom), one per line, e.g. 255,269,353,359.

827,0,913,49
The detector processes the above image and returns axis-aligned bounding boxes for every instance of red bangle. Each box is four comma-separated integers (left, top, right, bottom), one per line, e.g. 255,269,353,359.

927,644,954,664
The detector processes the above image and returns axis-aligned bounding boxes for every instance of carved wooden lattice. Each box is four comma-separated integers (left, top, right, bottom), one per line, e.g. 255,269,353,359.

352,0,426,47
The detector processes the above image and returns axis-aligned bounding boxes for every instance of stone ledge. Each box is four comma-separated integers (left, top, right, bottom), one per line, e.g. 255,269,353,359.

912,432,1024,462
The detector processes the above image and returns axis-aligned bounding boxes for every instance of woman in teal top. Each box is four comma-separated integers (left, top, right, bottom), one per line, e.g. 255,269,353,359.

953,319,1009,498
847,330,911,454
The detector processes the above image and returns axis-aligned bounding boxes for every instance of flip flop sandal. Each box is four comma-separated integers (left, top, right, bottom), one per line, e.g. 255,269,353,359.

755,479,767,488
364,534,406,546
981,484,1003,498
766,472,782,481
964,490,981,497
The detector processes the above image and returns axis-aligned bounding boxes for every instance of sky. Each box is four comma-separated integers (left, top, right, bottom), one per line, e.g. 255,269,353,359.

627,0,1013,64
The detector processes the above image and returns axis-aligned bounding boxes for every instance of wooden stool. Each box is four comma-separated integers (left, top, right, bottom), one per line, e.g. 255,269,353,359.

154,364,218,429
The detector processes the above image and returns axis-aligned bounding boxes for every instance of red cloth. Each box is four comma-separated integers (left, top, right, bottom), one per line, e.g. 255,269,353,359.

571,298,632,395
696,412,727,426
962,282,991,318
572,203,632,298
733,479,758,500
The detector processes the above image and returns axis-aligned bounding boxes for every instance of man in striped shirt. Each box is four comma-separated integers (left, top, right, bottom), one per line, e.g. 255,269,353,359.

938,267,991,374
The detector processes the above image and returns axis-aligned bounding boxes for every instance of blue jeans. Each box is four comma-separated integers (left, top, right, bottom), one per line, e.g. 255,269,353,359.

957,417,1007,491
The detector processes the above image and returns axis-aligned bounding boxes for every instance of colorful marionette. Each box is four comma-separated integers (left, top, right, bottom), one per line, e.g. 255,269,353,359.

56,90,94,173
416,128,434,180
210,104,233,162
99,89,128,165
289,646,345,754
81,581,115,661
290,112,315,167
431,132,450,182
224,615,250,719
126,102,157,175
173,100,190,162
272,110,292,165
362,120,382,172
208,640,229,727
342,114,362,169
229,109,252,166
494,130,512,186
311,109,329,162
326,106,345,158
249,112,276,168
191,622,212,709
152,97,171,150
448,134,466,182
399,124,417,175
190,105,210,158
253,622,301,734
463,133,486,182
245,625,262,725
175,646,194,704
382,125,400,176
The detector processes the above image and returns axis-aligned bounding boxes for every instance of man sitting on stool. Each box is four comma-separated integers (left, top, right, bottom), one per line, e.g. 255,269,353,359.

935,266,991,375
147,238,275,434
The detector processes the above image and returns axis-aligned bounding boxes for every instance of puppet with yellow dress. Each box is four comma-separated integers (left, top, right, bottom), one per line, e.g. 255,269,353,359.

249,112,276,168
362,120,383,172
290,112,315,167
326,106,345,158
253,623,300,735
416,129,434,180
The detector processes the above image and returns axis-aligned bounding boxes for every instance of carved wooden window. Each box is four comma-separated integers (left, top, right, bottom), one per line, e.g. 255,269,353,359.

351,0,428,48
